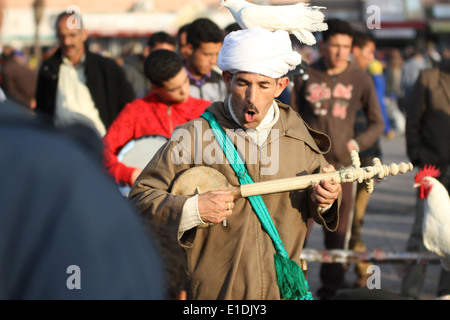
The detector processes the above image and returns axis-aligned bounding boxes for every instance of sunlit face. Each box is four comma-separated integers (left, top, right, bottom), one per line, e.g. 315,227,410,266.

353,40,375,70
152,68,190,104
223,71,288,129
186,42,222,78
57,15,87,65
323,34,353,73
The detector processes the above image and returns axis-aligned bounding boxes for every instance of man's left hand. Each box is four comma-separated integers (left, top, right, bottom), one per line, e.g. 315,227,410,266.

310,164,342,208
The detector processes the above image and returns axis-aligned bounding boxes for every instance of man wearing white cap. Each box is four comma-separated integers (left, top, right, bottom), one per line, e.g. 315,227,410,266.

130,26,341,300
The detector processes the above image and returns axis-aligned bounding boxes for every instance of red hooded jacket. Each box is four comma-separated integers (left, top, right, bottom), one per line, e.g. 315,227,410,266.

103,91,210,185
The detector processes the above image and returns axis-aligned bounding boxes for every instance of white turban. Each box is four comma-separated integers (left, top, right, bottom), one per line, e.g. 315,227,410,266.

218,26,302,78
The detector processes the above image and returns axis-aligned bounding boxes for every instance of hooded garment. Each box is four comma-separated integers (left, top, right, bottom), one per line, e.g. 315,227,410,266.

129,99,339,299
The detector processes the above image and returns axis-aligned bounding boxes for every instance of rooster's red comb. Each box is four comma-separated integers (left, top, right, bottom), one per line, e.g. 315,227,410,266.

414,165,441,183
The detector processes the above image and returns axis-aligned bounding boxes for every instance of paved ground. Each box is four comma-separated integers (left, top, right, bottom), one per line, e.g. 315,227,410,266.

304,133,442,300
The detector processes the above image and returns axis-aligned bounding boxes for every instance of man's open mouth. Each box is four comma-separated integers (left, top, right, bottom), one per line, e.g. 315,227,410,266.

244,109,258,122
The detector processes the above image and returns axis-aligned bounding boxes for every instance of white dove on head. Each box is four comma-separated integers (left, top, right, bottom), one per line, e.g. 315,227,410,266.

219,0,328,46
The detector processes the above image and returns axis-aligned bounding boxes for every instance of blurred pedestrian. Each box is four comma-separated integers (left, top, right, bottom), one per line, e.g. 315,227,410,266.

0,98,165,300
123,31,176,98
385,48,404,102
349,31,386,288
176,23,190,62
385,48,406,135
103,49,210,189
352,32,393,136
402,58,450,300
184,18,228,102
400,46,428,110
291,19,384,299
369,60,394,137
1,46,37,109
224,22,241,35
35,11,135,137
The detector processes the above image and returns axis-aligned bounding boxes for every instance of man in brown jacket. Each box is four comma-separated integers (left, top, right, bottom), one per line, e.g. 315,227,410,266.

291,19,384,299
130,26,341,300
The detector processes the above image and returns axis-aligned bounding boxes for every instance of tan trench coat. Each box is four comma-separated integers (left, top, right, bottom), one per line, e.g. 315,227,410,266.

129,98,339,299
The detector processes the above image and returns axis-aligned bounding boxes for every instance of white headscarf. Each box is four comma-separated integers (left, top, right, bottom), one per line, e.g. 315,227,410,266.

218,26,302,78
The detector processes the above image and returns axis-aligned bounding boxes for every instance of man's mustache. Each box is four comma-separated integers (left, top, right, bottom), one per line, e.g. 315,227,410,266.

245,104,259,114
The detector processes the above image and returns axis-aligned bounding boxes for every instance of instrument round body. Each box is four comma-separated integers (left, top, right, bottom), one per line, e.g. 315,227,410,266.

171,166,233,196
117,135,168,169
117,135,168,196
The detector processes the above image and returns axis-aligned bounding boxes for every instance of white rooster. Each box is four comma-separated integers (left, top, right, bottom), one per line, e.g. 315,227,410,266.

219,0,328,46
415,165,450,271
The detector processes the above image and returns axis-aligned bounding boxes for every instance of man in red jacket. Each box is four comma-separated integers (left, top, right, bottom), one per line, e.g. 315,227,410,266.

103,49,210,188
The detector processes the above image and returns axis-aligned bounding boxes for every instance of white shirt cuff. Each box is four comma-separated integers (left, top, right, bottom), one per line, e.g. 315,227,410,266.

317,203,333,214
178,194,205,240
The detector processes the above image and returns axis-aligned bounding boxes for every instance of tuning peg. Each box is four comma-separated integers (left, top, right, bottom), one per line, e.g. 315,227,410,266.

365,178,374,193
350,150,361,168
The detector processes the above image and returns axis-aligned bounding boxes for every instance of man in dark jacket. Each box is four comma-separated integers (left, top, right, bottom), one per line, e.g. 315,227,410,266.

0,99,165,300
35,11,135,137
402,59,450,299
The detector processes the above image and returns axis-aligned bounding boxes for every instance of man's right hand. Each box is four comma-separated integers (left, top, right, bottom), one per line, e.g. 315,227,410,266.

197,190,234,224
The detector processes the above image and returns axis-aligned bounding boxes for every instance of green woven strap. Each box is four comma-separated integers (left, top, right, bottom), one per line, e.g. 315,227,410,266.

201,111,312,300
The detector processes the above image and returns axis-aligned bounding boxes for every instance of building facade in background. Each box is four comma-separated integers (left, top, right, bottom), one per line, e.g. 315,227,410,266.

0,0,449,61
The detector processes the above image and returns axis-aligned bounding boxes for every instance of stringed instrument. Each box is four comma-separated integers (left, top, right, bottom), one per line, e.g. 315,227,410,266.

171,150,413,198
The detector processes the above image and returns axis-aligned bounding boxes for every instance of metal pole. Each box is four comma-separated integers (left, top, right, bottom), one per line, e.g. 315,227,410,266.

300,248,441,265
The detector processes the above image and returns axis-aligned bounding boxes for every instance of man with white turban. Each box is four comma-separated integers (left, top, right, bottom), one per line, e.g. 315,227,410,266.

130,26,341,300
218,26,301,79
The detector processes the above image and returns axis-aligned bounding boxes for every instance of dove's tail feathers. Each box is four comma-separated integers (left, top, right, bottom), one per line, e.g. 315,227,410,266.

291,30,317,46
293,3,326,20
290,3,328,44
305,22,328,33
291,21,328,46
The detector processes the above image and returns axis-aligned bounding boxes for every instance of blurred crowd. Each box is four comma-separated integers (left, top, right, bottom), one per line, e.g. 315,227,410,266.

2,23,449,139
1,11,450,300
